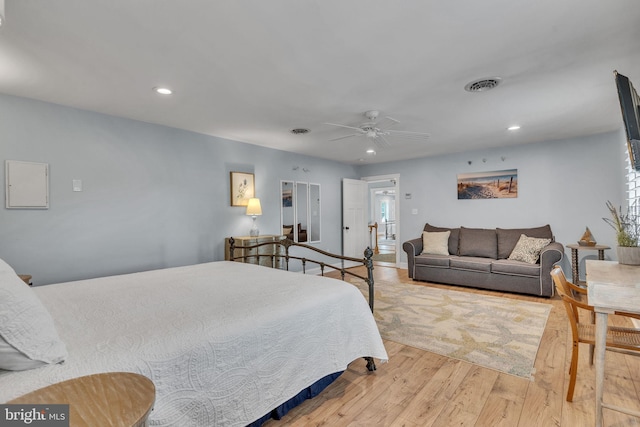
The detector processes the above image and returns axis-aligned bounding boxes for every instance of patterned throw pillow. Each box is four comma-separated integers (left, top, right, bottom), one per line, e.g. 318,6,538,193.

508,234,552,264
422,231,451,256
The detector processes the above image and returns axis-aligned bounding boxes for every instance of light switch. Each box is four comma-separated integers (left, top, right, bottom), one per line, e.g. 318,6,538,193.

72,179,82,192
412,208,418,215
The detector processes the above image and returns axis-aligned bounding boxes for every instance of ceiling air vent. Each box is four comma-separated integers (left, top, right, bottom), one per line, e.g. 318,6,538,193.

290,128,310,135
464,77,502,92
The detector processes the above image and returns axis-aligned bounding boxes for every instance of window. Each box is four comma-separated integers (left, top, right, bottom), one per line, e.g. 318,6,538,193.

626,148,640,212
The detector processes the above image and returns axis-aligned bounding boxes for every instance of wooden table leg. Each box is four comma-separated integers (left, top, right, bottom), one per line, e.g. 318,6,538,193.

595,311,608,427
571,248,579,282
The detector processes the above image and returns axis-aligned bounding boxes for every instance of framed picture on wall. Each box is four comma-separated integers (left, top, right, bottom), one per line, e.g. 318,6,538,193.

457,169,518,199
230,172,255,206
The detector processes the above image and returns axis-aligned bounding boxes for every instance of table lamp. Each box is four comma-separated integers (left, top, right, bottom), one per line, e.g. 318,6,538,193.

246,198,262,237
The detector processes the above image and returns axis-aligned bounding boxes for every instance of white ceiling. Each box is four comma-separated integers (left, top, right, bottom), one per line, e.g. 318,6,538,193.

1,1,639,165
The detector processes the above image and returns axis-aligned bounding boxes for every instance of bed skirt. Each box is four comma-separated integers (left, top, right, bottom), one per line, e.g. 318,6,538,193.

248,371,343,426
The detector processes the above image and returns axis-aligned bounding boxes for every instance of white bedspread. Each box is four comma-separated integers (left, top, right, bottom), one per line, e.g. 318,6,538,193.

0,261,387,426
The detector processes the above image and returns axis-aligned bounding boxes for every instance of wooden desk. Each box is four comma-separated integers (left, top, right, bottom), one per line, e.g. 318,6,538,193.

587,260,640,426
566,244,610,284
9,372,155,427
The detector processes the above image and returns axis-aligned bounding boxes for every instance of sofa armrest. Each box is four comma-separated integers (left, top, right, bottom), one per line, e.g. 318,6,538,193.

540,242,564,296
403,237,423,279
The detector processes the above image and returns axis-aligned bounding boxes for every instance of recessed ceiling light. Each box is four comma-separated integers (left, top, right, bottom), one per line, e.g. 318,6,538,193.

507,125,521,131
366,149,376,156
153,87,173,95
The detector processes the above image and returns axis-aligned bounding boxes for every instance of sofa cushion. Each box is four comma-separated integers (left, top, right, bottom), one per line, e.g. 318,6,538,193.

458,227,497,259
496,225,553,259
491,259,541,278
450,256,492,272
508,234,552,264
422,231,450,255
415,254,451,268
423,224,459,255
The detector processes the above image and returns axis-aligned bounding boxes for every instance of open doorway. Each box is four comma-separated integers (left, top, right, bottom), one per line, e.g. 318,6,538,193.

363,174,400,266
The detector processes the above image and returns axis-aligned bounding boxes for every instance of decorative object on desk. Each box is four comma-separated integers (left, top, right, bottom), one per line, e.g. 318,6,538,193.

230,172,255,207
246,197,262,237
578,226,597,246
603,200,640,265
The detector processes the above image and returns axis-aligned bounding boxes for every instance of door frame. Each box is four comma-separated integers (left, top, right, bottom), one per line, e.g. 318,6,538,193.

361,173,401,265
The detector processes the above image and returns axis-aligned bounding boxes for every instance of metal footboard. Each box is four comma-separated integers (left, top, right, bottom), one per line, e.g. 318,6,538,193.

227,237,377,371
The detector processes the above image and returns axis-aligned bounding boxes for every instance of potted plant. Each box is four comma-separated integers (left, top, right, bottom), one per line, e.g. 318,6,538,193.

603,200,640,265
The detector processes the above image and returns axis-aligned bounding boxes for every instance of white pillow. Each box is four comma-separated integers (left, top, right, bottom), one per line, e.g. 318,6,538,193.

0,258,16,275
0,271,67,370
422,231,451,255
508,234,552,264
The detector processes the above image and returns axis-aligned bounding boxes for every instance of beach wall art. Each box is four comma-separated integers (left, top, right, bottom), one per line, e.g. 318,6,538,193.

457,169,518,199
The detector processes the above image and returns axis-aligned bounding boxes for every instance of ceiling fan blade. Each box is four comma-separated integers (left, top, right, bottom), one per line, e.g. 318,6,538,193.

386,129,431,138
374,135,392,149
329,133,361,141
377,116,401,130
325,122,364,132
384,116,400,124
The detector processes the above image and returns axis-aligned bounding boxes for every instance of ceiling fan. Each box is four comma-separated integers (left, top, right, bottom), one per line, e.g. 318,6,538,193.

325,110,430,148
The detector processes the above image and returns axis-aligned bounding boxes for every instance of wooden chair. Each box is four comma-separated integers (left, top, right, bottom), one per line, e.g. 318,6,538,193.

551,265,640,402
551,266,596,364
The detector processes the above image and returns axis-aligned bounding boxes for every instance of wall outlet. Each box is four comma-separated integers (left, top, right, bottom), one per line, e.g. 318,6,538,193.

412,208,418,215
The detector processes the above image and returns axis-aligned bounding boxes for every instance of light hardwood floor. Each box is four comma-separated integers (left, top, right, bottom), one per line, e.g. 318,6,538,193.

264,266,640,427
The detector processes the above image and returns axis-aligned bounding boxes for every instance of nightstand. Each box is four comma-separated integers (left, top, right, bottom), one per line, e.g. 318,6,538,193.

18,274,32,286
225,235,284,268
9,372,155,427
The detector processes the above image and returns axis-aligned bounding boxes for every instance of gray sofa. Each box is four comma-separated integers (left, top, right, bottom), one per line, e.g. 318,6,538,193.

403,223,564,297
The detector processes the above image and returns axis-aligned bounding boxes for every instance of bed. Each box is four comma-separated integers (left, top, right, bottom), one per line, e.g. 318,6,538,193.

0,245,386,426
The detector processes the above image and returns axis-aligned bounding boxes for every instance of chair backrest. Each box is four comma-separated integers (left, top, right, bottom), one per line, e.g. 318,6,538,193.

551,266,586,339
550,266,570,293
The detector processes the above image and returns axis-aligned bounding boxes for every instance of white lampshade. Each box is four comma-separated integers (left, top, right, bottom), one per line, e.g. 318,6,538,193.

246,198,262,216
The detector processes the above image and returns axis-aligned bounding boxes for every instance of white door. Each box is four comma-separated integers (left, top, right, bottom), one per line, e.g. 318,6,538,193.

342,178,368,258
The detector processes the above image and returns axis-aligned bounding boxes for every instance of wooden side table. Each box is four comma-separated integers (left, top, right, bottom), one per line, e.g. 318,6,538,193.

565,244,610,284
9,372,155,427
18,274,32,286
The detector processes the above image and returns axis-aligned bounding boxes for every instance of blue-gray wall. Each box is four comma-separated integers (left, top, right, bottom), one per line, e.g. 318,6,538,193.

0,94,357,284
358,130,628,279
1,93,628,284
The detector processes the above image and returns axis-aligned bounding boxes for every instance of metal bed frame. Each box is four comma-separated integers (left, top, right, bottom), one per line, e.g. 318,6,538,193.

227,237,377,371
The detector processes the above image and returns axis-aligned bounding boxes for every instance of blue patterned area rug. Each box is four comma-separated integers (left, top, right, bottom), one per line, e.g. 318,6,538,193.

351,278,551,380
